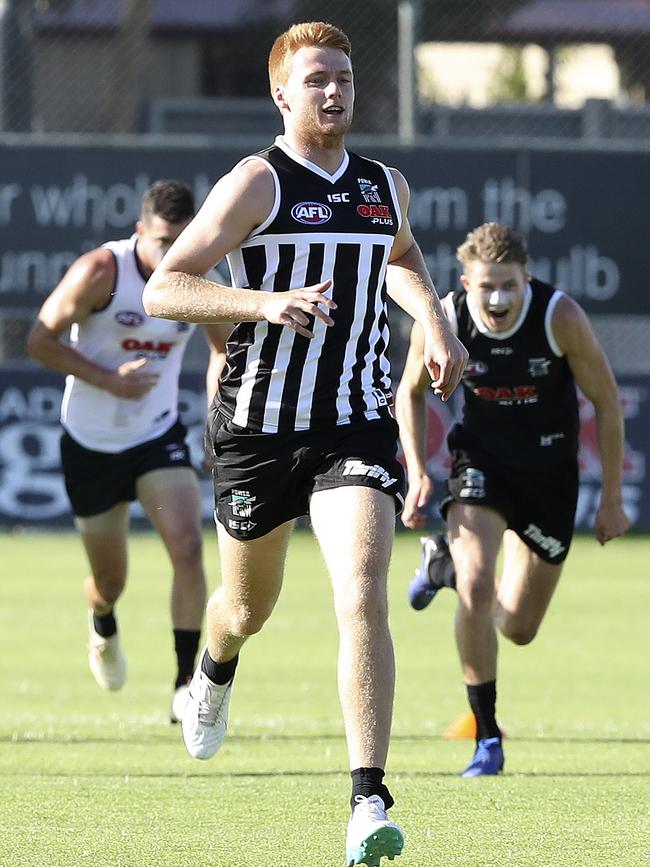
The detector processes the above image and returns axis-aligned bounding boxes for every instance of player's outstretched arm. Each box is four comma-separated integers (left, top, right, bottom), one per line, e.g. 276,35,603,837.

395,322,436,529
553,295,631,544
26,249,159,399
143,161,335,338
385,168,467,402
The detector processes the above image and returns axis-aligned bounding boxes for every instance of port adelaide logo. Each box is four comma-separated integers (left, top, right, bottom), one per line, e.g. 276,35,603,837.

357,177,381,203
291,201,332,224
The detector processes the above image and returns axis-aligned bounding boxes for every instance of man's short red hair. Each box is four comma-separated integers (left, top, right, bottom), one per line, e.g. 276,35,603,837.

268,21,352,92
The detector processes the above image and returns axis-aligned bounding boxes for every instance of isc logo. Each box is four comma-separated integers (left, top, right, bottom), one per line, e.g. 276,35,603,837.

291,201,332,224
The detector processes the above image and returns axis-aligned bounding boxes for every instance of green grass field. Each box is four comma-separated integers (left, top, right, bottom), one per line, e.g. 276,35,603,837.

1,530,648,867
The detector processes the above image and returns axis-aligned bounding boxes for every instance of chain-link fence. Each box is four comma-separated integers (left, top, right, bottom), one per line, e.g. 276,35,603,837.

1,0,649,139
1,1,649,367
1,1,650,527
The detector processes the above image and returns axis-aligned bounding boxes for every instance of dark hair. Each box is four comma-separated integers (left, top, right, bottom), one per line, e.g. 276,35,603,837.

140,179,194,224
457,222,528,268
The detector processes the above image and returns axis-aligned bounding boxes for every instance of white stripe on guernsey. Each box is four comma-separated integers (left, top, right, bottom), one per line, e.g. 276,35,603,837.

379,315,392,387
261,250,310,432
239,157,281,238
360,245,392,412
441,291,458,335
274,136,350,184
293,241,340,428
231,324,270,428
334,243,374,422
545,289,565,357
373,159,403,231
225,247,245,289
231,245,281,427
239,231,395,250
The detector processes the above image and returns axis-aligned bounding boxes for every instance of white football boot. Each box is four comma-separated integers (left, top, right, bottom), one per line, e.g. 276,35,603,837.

170,682,191,724
87,611,127,691
181,663,232,760
346,795,404,867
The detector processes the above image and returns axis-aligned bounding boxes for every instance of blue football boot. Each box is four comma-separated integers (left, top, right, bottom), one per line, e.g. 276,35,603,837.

407,534,451,611
461,737,504,777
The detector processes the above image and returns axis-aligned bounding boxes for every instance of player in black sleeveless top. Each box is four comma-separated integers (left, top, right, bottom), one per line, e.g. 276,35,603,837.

396,223,629,778
144,21,468,866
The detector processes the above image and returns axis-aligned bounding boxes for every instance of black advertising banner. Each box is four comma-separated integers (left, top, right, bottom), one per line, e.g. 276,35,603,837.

1,140,648,527
0,370,215,527
0,370,647,529
371,146,650,315
1,141,649,314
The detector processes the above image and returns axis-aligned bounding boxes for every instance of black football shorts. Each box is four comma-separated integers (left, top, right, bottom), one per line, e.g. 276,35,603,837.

440,425,578,564
208,412,405,540
60,420,193,517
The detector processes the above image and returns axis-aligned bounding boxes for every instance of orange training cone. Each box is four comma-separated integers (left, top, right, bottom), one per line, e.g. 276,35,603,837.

442,711,508,740
442,711,477,740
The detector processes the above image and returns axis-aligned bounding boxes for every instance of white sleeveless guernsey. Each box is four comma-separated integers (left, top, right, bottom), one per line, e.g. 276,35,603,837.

61,234,196,452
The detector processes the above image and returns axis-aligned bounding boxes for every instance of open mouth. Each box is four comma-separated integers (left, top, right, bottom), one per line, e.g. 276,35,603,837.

487,308,510,322
322,105,344,115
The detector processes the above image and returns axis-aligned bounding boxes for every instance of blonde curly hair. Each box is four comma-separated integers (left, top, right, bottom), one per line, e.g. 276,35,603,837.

457,223,528,268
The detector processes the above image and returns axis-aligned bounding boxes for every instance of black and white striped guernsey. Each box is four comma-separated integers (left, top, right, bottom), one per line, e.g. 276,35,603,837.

217,136,402,433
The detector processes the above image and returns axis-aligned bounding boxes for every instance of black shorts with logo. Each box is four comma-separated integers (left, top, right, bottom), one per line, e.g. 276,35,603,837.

60,420,193,518
208,412,405,540
440,425,578,564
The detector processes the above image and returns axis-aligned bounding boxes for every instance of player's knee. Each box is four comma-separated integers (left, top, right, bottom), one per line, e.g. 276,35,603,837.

498,615,537,645
92,574,125,606
227,606,270,637
210,595,273,637
457,572,494,614
166,527,203,569
334,573,388,623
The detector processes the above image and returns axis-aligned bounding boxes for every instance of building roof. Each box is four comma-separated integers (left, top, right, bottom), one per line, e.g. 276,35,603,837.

496,0,650,40
36,0,293,32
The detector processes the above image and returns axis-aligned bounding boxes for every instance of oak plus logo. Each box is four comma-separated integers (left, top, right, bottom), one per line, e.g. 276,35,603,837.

121,338,175,359
356,204,393,226
473,385,538,404
291,201,332,225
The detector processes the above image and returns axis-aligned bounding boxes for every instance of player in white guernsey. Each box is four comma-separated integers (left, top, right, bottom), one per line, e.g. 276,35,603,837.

144,24,467,865
396,223,630,777
27,180,231,723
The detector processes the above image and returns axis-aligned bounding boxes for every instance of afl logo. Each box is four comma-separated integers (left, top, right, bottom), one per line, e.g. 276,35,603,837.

464,360,488,377
115,310,144,327
291,202,332,225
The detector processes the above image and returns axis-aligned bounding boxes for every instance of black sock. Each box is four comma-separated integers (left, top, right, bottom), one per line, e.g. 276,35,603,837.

350,767,394,811
428,544,456,590
93,610,117,638
467,680,500,741
173,629,201,688
201,647,239,685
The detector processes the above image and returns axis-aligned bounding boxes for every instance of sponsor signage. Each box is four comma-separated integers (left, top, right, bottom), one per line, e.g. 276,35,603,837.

0,371,216,526
0,370,648,529
397,384,648,531
0,141,648,313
